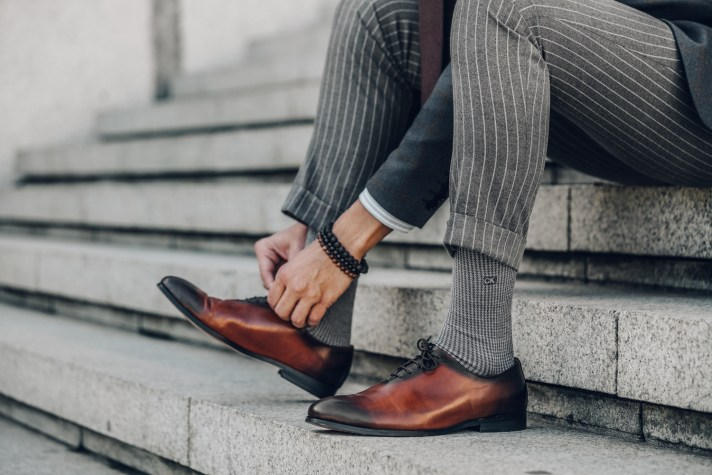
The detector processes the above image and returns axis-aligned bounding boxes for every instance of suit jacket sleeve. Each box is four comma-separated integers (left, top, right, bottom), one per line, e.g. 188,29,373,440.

363,64,454,229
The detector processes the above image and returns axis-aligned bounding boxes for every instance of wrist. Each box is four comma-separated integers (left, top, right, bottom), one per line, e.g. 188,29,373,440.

331,200,391,260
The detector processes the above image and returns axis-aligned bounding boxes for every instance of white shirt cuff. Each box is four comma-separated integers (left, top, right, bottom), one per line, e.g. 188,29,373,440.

358,188,416,233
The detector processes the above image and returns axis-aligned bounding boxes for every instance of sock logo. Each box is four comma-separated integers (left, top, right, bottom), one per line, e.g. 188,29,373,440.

483,276,497,285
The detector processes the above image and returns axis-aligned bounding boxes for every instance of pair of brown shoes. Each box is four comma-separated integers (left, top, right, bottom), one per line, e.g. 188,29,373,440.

158,276,528,436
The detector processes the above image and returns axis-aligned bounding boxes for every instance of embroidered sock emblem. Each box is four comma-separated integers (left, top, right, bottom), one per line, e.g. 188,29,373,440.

483,276,497,285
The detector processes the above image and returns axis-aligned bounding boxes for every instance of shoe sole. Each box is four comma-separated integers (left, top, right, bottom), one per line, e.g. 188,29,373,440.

157,282,339,398
305,411,527,437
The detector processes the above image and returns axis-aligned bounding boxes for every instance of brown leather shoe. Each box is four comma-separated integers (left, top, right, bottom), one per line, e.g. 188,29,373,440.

306,338,527,436
157,276,353,398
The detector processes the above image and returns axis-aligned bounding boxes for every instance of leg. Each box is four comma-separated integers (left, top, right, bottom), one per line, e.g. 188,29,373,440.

305,0,712,435
546,110,664,186
281,0,421,346
282,0,422,230
438,0,712,375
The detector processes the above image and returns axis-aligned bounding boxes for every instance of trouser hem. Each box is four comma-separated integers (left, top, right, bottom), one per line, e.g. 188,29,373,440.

281,183,346,232
443,212,526,270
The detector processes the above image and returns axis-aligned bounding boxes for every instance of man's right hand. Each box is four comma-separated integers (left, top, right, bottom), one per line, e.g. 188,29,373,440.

254,222,308,290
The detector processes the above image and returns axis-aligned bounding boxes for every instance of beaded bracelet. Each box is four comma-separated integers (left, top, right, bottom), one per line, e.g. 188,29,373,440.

317,223,369,279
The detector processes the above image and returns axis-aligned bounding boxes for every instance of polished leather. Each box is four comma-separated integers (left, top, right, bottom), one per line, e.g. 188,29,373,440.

159,276,353,390
309,348,527,431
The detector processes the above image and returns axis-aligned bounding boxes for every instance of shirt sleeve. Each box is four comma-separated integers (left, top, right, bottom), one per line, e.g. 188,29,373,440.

358,188,416,232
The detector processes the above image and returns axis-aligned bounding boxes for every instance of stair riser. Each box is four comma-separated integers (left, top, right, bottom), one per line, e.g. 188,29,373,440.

0,395,195,475
2,183,711,260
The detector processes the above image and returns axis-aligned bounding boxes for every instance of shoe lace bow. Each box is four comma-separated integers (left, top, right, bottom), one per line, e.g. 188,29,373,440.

389,337,440,379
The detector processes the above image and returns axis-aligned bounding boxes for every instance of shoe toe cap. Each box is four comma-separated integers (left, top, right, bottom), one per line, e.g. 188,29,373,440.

159,276,207,316
308,396,370,426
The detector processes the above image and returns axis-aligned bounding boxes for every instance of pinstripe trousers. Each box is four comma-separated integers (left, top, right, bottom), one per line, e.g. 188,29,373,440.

283,0,712,269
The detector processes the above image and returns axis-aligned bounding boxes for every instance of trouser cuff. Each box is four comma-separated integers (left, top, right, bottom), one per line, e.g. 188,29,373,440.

443,212,526,270
281,183,345,232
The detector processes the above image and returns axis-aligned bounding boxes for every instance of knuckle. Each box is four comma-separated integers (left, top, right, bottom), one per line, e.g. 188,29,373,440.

292,279,308,293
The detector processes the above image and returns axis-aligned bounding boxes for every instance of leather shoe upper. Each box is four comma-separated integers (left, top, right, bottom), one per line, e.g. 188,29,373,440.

308,338,527,431
159,275,353,389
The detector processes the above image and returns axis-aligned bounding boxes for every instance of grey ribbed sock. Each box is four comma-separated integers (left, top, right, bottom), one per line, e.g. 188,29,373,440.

304,227,356,347
435,247,516,376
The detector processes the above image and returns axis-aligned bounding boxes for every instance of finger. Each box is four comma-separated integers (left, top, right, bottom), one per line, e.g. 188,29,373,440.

257,254,277,290
307,303,329,328
267,280,285,311
290,299,315,329
255,242,279,290
274,290,299,320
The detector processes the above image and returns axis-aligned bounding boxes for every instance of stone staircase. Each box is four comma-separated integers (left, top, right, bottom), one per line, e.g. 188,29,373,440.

1,13,711,475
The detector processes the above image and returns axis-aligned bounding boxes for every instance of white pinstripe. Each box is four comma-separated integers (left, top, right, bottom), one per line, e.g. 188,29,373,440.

443,0,712,269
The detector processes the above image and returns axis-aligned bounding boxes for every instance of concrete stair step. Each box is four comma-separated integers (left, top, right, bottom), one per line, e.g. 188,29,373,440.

0,234,710,413
0,179,552,250
97,83,319,139
1,305,710,474
17,126,312,179
170,56,323,98
242,22,331,65
1,180,710,259
16,135,600,188
0,417,126,475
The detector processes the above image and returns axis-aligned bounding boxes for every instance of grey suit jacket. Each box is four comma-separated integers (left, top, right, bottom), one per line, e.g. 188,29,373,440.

365,2,712,230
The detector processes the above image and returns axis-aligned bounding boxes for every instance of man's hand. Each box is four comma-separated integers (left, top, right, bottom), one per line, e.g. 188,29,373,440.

265,200,393,328
254,223,308,289
267,240,353,328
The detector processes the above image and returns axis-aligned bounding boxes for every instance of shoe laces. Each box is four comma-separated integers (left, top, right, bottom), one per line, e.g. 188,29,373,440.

389,337,440,379
243,296,269,306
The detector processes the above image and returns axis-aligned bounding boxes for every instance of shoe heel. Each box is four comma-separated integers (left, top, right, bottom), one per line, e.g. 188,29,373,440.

278,368,338,399
478,411,527,432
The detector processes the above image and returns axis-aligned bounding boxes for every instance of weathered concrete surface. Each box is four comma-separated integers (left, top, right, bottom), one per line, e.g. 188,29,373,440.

0,182,567,250
1,235,711,406
642,404,712,452
1,306,711,475
586,255,712,292
519,253,586,280
618,307,712,413
511,284,618,394
528,383,641,435
0,395,81,448
570,186,712,259
172,56,323,97
528,185,570,251
0,417,122,475
17,125,311,178
97,83,320,138
82,429,197,475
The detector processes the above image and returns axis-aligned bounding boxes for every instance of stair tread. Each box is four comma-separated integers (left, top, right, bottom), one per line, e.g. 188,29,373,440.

1,304,710,475
170,55,324,98
0,234,709,411
17,126,311,177
97,83,320,139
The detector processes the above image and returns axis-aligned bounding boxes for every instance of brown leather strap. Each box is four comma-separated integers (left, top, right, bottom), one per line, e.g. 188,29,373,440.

419,0,445,105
